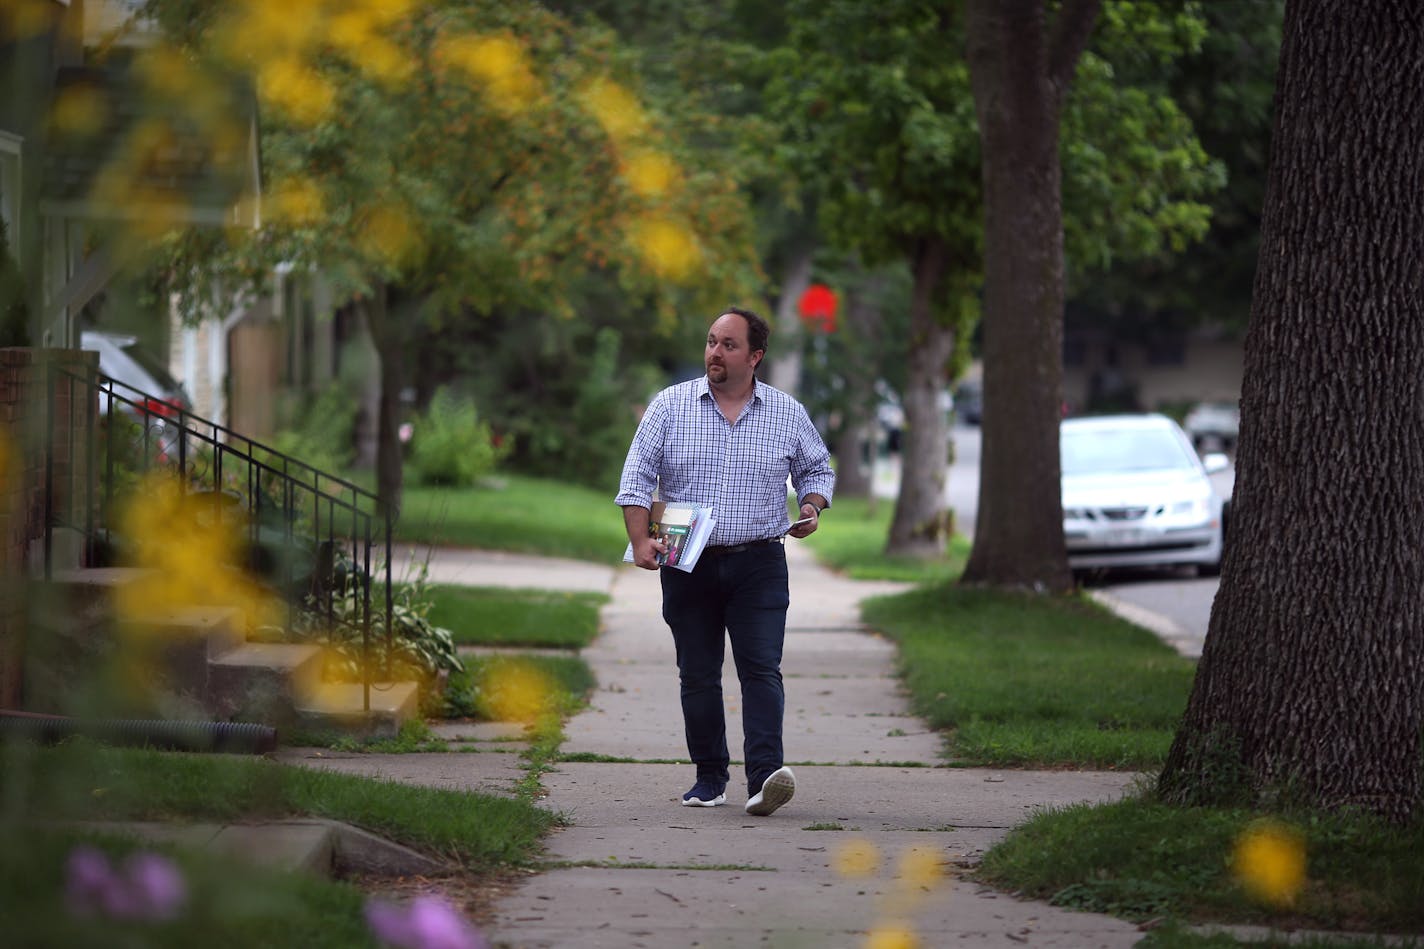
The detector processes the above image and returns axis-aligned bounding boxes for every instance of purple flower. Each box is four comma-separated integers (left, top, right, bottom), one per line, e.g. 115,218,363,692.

65,846,118,917
365,899,416,946
365,896,487,949
64,847,188,922
123,852,188,920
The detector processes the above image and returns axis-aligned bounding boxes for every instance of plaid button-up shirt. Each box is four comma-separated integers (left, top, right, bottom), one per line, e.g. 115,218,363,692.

616,376,836,546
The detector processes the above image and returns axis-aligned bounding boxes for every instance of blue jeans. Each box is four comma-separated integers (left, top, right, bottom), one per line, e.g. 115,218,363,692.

661,543,790,796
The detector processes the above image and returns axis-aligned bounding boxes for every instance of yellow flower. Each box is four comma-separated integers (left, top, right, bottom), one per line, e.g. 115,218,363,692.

258,58,336,126
622,151,680,198
268,177,325,225
865,924,919,949
896,846,944,889
49,84,106,138
629,216,701,282
440,32,540,116
1232,819,1306,907
356,202,422,268
480,659,554,723
578,78,646,141
833,838,881,878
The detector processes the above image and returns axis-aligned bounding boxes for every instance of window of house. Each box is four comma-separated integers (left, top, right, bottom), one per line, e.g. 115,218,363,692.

1145,336,1186,367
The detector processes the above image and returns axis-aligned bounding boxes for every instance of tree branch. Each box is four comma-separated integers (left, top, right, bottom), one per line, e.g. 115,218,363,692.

1047,0,1102,100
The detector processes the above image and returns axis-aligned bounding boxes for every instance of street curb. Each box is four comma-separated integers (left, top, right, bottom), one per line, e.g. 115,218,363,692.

1087,589,1202,659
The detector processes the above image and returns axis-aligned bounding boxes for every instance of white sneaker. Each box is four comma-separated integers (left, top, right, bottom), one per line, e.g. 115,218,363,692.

745,766,796,816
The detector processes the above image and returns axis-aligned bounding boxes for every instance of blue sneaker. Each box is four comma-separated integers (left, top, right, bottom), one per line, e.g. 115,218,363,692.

681,781,727,807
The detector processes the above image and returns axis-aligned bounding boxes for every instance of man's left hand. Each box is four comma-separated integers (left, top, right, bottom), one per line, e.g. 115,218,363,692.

788,503,819,539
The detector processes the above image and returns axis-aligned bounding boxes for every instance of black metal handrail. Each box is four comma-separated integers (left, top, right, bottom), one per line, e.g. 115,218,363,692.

43,362,393,713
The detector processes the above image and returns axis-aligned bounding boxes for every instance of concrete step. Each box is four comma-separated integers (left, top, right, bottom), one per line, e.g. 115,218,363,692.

207,642,324,727
296,680,421,739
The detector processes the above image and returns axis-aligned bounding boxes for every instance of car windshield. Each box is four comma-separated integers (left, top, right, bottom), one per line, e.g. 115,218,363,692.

1061,425,1196,475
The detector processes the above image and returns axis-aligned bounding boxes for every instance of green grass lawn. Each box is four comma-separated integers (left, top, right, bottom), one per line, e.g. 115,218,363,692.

398,475,629,564
1,740,560,947
801,495,969,583
861,583,1195,769
980,798,1424,938
427,585,607,649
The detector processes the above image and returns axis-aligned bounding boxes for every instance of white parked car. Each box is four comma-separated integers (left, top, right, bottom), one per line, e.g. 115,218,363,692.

1061,414,1229,577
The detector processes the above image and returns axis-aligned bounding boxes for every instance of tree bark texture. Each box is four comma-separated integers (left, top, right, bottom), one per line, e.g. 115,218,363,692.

767,245,813,398
960,0,1097,591
887,238,954,557
359,286,405,520
1159,0,1424,822
834,270,888,500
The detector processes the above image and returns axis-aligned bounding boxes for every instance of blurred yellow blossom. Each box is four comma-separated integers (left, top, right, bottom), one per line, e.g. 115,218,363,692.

623,151,680,198
865,924,920,949
329,10,412,86
578,78,646,141
49,84,106,138
112,475,276,630
356,202,422,268
896,846,944,889
1,0,56,41
134,44,201,98
440,32,540,116
833,838,881,878
1233,819,1306,907
630,216,701,282
259,58,336,126
480,659,554,723
215,0,323,65
268,177,325,225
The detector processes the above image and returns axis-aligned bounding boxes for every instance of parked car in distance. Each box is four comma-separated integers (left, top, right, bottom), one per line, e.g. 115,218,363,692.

1183,399,1240,452
1061,413,1229,578
80,330,191,417
954,380,982,425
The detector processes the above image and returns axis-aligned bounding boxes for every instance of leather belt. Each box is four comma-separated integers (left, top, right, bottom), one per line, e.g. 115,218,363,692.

701,537,784,557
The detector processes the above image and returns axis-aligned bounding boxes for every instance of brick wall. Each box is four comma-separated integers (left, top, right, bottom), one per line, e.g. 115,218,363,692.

0,347,98,708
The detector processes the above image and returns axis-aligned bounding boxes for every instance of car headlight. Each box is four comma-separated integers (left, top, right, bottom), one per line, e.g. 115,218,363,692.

1062,507,1089,520
1171,499,1209,519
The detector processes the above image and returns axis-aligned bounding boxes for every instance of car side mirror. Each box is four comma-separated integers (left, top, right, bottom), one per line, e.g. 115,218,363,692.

1201,452,1230,474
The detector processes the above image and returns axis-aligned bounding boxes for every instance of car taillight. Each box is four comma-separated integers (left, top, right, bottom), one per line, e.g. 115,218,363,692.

143,398,181,418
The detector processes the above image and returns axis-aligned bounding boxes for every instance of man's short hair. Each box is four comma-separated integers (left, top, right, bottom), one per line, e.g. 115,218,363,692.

724,306,770,355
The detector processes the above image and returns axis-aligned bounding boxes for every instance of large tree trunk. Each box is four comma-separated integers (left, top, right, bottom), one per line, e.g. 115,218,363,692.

960,0,1098,592
359,284,405,519
886,238,953,557
767,243,814,397
1158,0,1424,823
834,269,887,500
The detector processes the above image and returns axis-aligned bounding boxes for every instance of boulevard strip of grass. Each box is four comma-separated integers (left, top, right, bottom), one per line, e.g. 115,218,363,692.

862,580,1424,937
428,585,607,650
980,798,1424,938
861,583,1195,769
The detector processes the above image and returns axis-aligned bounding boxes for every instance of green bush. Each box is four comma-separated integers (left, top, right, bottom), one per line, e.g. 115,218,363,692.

269,382,359,475
408,387,506,487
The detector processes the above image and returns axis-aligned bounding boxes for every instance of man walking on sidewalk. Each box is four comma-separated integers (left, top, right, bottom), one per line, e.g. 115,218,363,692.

616,306,835,816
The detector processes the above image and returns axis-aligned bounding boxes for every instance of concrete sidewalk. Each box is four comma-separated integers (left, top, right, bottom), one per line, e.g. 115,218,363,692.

274,541,1148,945
476,541,1144,948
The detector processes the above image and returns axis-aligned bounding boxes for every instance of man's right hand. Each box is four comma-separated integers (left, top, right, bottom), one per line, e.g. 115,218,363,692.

632,535,668,570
